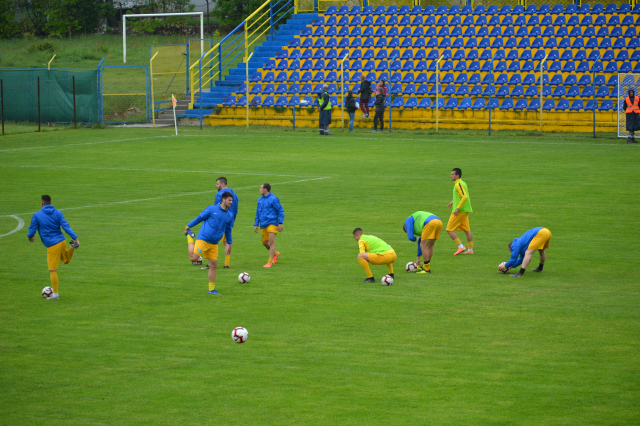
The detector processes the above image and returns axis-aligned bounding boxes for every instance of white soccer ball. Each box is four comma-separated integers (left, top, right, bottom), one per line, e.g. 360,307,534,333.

405,262,417,272
381,275,394,286
238,272,250,283
232,327,249,343
498,262,509,274
42,286,53,298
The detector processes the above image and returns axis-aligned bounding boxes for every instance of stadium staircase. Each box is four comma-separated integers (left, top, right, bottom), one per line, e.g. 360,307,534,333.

180,13,318,118
201,3,639,132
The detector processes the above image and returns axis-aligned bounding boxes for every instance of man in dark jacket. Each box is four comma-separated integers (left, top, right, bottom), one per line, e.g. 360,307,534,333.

317,85,332,135
345,90,357,131
357,75,372,118
625,89,639,144
372,88,386,132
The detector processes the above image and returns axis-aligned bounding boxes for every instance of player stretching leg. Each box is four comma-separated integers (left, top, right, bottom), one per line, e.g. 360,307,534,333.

27,195,80,300
254,183,285,268
446,168,474,255
200,177,240,270
352,228,397,283
403,211,443,274
185,192,234,294
499,227,552,277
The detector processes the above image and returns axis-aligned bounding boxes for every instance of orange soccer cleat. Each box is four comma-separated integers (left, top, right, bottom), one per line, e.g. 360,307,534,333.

263,262,273,268
273,252,281,263
453,247,466,256
464,250,474,254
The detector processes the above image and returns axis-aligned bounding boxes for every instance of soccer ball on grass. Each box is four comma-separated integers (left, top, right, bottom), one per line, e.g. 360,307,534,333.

232,327,249,343
498,262,510,274
42,286,53,298
238,272,251,283
381,275,394,286
405,262,417,272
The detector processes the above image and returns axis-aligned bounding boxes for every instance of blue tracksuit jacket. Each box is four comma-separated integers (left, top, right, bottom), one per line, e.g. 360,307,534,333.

188,204,234,244
505,227,545,269
27,205,78,248
404,214,440,256
254,193,285,228
214,188,239,228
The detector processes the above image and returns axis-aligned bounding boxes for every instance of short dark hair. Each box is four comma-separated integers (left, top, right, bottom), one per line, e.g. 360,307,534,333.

508,242,512,251
216,177,227,185
41,195,51,204
452,168,462,177
353,228,363,235
221,192,233,200
262,183,271,192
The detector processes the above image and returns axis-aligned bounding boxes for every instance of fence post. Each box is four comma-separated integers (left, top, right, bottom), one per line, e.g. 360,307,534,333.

37,76,41,132
199,56,203,130
247,52,253,130
150,51,158,128
340,53,349,132
218,44,223,83
73,76,77,128
293,53,299,131
314,0,317,13
1,79,4,136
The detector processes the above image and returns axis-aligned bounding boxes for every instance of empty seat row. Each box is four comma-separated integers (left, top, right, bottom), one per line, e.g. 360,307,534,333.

323,4,637,17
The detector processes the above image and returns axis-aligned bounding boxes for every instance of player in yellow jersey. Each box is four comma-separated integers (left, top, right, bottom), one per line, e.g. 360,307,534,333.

446,168,474,255
352,228,397,283
403,211,443,274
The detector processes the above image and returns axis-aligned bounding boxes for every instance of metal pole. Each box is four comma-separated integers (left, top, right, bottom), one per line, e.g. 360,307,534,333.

73,76,77,128
200,14,204,57
340,53,349,132
389,54,396,133
199,55,203,130
1,79,4,136
37,76,41,132
592,53,600,139
218,44,222,83
150,51,158,128
247,52,253,130
435,55,444,133
270,0,274,37
540,53,549,133
293,53,299,131
123,16,126,63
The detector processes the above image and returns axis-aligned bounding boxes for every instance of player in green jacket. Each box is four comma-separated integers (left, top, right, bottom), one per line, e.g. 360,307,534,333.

353,228,397,283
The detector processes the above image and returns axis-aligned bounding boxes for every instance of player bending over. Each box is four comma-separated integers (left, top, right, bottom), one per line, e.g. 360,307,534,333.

446,168,474,255
27,195,80,300
352,228,397,283
403,211,443,274
499,227,552,277
185,192,234,294
254,183,285,268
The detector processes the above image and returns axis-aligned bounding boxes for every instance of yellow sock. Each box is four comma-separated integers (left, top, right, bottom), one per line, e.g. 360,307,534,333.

423,261,431,271
209,282,215,291
453,238,462,246
268,258,274,264
50,272,59,293
358,258,373,278
468,241,473,249
224,255,230,267
187,235,195,244
387,263,394,274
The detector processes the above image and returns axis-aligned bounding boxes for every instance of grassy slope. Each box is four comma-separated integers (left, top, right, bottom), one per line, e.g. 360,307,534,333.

0,127,638,425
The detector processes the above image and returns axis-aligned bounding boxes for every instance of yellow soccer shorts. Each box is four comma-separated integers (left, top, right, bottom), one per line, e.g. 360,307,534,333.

47,240,70,270
528,228,552,250
260,225,278,242
220,232,232,244
368,249,397,265
421,219,443,240
446,212,470,232
193,239,219,260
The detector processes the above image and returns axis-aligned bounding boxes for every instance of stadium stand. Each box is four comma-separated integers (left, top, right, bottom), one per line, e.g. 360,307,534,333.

201,3,635,131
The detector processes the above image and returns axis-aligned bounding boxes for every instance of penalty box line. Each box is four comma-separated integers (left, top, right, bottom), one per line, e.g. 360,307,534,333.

1,176,331,220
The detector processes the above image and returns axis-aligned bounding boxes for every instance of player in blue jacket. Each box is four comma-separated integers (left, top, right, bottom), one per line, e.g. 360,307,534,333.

27,195,79,300
185,192,234,294
254,183,285,268
499,227,552,277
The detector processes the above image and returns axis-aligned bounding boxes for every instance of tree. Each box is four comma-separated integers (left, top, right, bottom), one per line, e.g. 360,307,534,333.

0,0,22,38
212,0,265,30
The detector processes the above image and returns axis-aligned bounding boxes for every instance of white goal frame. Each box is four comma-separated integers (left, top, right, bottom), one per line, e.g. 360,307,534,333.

123,12,204,63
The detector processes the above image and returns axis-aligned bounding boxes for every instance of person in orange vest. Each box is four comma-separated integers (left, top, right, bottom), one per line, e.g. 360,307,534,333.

625,89,640,144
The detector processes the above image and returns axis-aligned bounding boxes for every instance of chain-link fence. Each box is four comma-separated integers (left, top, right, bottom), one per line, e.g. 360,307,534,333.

0,69,98,136
150,44,188,119
101,66,150,124
618,73,640,139
524,0,574,7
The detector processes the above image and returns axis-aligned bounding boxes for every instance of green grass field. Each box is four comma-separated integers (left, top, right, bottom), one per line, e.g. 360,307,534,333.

0,127,638,425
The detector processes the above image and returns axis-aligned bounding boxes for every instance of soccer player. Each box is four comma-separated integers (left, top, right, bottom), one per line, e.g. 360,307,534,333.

27,195,79,300
185,192,234,294
446,168,474,255
403,211,443,274
352,228,397,283
254,183,284,268
499,227,552,277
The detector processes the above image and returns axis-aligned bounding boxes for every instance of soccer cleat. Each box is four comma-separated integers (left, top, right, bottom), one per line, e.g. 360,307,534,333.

464,250,474,254
201,265,210,270
186,229,196,238
510,272,524,277
532,267,543,272
273,252,281,263
47,293,59,300
389,273,394,278
263,262,273,268
208,289,220,295
362,277,375,283
69,240,79,249
223,265,229,269
416,269,431,274
453,247,466,255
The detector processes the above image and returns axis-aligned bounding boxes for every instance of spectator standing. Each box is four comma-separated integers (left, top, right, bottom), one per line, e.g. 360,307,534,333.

372,88,386,133
357,75,372,118
376,80,389,97
317,84,333,136
625,89,639,143
345,90,357,132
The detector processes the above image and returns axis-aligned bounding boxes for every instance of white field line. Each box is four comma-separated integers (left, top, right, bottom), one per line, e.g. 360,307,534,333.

0,215,25,238
1,177,331,220
0,164,321,178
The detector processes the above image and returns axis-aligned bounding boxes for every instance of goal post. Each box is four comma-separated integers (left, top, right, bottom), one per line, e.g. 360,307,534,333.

618,73,640,138
123,12,204,63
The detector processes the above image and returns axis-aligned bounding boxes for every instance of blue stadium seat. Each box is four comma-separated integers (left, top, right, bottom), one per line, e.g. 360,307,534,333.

499,5,510,14
249,96,262,106
531,38,544,48
392,97,405,108
448,4,460,14
591,3,603,13
222,95,236,107
580,86,594,97
286,83,299,94
461,4,472,14
577,75,591,86
605,62,618,73
386,5,397,14
496,85,509,96
275,72,288,83
566,86,580,97
455,84,469,96
411,5,423,14
620,63,633,73
499,99,513,110
555,99,569,110
510,85,524,97
525,4,536,14
444,98,458,109
584,99,596,111
486,4,498,14
543,99,556,110
274,96,288,107
514,99,527,110
436,5,447,14
234,96,247,107
442,84,455,95
415,84,429,95
417,97,431,109
482,85,495,96
596,86,610,98
508,61,520,72
249,84,262,95
299,83,312,94
262,84,275,94
618,3,630,12
404,96,418,108
522,74,535,85
471,98,485,109
469,84,483,96
599,100,613,111
508,74,521,85
326,5,337,14
469,73,482,84
415,73,428,84
474,5,485,14
482,73,494,84
275,84,288,95
457,98,471,109
577,4,590,13
402,83,416,95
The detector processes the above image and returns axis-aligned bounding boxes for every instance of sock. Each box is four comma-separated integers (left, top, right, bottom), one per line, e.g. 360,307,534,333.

423,260,431,271
224,255,230,267
209,282,215,291
468,241,473,249
537,263,544,271
453,238,463,248
518,268,526,275
387,263,394,274
187,235,195,244
50,272,59,293
358,258,373,278
268,258,274,264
